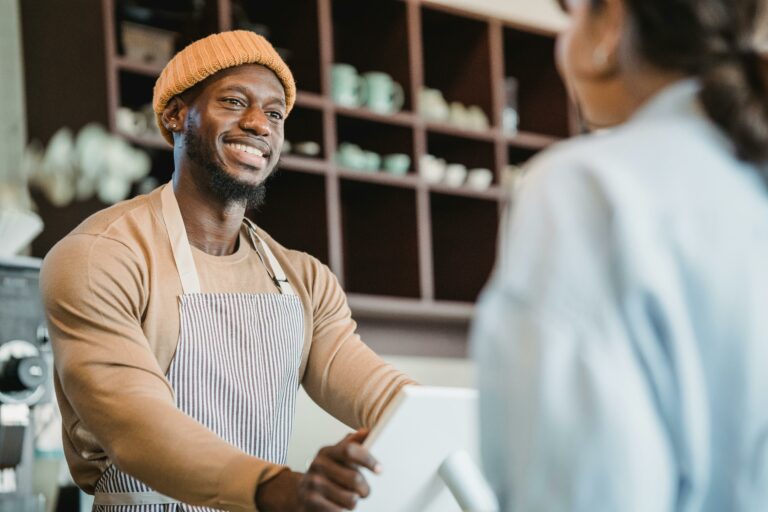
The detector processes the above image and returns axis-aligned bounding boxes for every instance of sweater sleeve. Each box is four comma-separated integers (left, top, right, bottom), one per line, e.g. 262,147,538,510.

299,258,417,429
41,233,285,512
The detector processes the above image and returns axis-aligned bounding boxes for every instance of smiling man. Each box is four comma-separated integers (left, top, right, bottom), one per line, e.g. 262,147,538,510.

41,31,415,512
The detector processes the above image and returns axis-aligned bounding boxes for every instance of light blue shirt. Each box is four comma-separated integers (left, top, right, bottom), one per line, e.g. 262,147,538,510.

471,80,768,512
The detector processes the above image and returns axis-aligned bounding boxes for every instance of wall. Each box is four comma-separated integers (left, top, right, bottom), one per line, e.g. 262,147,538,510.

0,0,26,197
425,0,567,33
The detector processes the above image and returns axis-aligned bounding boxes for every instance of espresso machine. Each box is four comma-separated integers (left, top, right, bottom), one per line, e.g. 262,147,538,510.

0,256,52,511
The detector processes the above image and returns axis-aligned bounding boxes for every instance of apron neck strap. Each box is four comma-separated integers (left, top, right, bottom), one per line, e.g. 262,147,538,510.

242,217,296,296
161,182,201,295
160,182,295,296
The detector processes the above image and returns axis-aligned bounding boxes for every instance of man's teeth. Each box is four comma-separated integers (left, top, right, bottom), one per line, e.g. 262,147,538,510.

227,143,264,157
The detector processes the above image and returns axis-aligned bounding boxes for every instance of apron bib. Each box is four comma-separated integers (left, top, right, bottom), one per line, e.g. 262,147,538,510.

93,183,304,511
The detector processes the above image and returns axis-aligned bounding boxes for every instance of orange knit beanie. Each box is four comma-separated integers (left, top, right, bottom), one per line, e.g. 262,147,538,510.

153,30,296,145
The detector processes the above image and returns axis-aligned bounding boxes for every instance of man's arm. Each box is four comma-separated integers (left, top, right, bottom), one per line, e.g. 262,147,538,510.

300,258,417,430
42,234,284,511
255,256,415,511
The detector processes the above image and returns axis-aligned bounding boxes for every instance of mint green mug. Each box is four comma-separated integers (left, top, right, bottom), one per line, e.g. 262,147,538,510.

332,63,366,108
362,72,405,114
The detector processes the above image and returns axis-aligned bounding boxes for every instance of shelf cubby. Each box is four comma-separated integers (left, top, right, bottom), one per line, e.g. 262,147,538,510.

421,7,494,128
284,106,325,160
426,132,497,181
430,193,499,302
336,115,416,174
230,0,322,93
250,170,329,264
331,0,412,112
340,180,420,298
114,0,221,56
508,145,540,166
118,70,156,111
503,26,570,138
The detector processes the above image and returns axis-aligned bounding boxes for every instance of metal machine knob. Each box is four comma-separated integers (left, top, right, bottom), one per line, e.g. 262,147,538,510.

0,355,46,393
0,340,47,405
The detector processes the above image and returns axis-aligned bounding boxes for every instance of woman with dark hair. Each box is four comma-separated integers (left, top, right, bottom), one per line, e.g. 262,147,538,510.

471,1,768,511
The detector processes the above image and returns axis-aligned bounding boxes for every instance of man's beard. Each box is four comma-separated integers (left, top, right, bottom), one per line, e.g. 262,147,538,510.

184,125,270,209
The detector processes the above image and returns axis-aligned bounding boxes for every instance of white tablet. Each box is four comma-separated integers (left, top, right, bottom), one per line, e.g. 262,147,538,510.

357,386,497,512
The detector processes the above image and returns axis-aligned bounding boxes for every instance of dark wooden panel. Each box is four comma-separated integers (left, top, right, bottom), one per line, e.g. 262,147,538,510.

21,0,110,144
340,180,420,298
250,170,329,264
421,7,493,123
332,0,412,111
232,0,322,93
503,27,570,137
431,193,498,302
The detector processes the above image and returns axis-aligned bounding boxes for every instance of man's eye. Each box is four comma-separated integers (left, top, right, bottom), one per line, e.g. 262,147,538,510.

224,98,246,107
268,111,285,121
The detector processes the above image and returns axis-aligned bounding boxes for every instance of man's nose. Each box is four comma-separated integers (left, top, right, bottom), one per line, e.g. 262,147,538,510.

240,108,270,136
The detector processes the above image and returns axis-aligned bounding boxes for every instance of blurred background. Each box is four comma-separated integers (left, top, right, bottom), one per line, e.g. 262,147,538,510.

1,0,569,510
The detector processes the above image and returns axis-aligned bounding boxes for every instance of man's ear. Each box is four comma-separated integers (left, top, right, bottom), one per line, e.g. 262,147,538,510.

161,96,187,135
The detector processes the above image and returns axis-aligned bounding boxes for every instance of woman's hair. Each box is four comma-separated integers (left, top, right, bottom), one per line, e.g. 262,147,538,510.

576,0,768,170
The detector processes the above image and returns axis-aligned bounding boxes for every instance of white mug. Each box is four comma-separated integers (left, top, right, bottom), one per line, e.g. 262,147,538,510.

466,168,494,190
419,154,446,183
444,163,468,187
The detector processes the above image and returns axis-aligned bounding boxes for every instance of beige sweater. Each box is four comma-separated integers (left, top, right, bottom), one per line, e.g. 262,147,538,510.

40,185,415,512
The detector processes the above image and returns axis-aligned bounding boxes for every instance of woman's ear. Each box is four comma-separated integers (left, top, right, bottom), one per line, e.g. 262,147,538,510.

592,0,626,76
161,97,187,135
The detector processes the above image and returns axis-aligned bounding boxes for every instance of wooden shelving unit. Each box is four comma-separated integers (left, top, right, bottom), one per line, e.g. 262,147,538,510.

22,0,572,322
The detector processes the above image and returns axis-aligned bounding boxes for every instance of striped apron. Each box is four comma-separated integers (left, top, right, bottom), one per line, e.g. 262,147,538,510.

93,183,304,511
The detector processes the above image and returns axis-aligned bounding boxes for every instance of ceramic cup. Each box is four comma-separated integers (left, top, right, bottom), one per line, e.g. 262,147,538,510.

336,142,367,169
449,102,471,129
419,154,446,183
116,107,146,136
418,88,450,122
467,168,494,190
444,163,468,187
466,106,490,131
363,72,405,115
382,153,411,175
293,141,321,157
362,150,381,171
332,63,366,108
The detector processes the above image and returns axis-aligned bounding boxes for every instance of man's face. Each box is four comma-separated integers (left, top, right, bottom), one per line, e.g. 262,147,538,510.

179,64,286,206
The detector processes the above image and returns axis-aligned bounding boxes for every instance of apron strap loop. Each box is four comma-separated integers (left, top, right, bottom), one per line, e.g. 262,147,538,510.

242,217,296,296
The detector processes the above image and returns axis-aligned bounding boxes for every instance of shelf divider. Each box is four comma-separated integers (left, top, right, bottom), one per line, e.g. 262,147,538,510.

347,294,474,322
334,105,416,127
424,121,497,142
278,155,329,175
114,55,165,77
318,0,345,282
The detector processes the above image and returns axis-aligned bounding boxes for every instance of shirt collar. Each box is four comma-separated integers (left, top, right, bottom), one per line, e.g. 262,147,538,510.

627,78,702,124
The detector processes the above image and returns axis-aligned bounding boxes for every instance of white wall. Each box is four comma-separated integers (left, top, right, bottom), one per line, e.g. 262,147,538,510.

286,355,475,469
425,0,568,33
0,0,27,191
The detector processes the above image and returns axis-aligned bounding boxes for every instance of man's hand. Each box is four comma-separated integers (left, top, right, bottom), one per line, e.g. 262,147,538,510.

256,429,380,511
